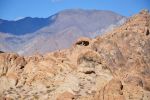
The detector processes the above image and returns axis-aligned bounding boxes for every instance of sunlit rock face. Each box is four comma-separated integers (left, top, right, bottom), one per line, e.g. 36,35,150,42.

0,10,150,100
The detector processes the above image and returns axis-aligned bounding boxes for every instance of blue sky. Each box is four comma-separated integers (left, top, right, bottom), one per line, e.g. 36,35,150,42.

0,0,150,20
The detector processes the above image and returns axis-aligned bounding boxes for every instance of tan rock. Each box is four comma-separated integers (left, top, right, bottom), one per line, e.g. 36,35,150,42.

56,91,75,100
0,10,150,100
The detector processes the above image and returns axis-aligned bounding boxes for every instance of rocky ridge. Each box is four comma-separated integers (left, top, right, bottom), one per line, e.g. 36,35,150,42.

0,10,150,100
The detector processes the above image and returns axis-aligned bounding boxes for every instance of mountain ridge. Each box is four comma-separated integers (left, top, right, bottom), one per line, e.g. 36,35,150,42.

0,9,125,35
0,9,126,55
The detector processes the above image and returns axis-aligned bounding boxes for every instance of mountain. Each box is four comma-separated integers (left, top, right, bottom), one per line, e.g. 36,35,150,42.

0,10,150,100
0,9,126,55
0,17,50,35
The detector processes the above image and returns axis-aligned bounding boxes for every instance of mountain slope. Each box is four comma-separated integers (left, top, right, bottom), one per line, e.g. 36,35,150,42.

0,10,149,100
0,17,51,35
0,9,126,55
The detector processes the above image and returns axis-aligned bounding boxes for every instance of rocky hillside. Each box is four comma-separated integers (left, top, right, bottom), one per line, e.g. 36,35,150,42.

0,10,150,100
0,9,125,55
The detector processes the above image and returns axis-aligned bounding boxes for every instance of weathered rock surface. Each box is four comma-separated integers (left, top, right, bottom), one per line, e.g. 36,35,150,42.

0,10,150,100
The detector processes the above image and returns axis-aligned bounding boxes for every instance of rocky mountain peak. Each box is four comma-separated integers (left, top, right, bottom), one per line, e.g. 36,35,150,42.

140,9,149,14
0,9,125,55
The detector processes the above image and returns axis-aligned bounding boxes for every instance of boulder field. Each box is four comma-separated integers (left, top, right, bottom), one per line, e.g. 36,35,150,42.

0,10,150,100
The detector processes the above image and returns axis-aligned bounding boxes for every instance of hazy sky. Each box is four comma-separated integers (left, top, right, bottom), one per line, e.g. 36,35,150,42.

0,0,150,20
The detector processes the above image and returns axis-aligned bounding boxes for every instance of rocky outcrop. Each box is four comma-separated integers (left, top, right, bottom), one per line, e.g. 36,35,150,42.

0,51,4,53
0,10,150,100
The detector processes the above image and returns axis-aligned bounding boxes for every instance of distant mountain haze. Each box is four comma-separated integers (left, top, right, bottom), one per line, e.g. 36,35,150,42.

0,9,126,55
0,17,51,35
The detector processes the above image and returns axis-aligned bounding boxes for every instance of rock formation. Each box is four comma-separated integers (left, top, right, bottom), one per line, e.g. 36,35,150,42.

0,10,150,100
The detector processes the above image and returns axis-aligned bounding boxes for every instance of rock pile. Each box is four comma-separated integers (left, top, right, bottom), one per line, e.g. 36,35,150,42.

0,10,150,100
